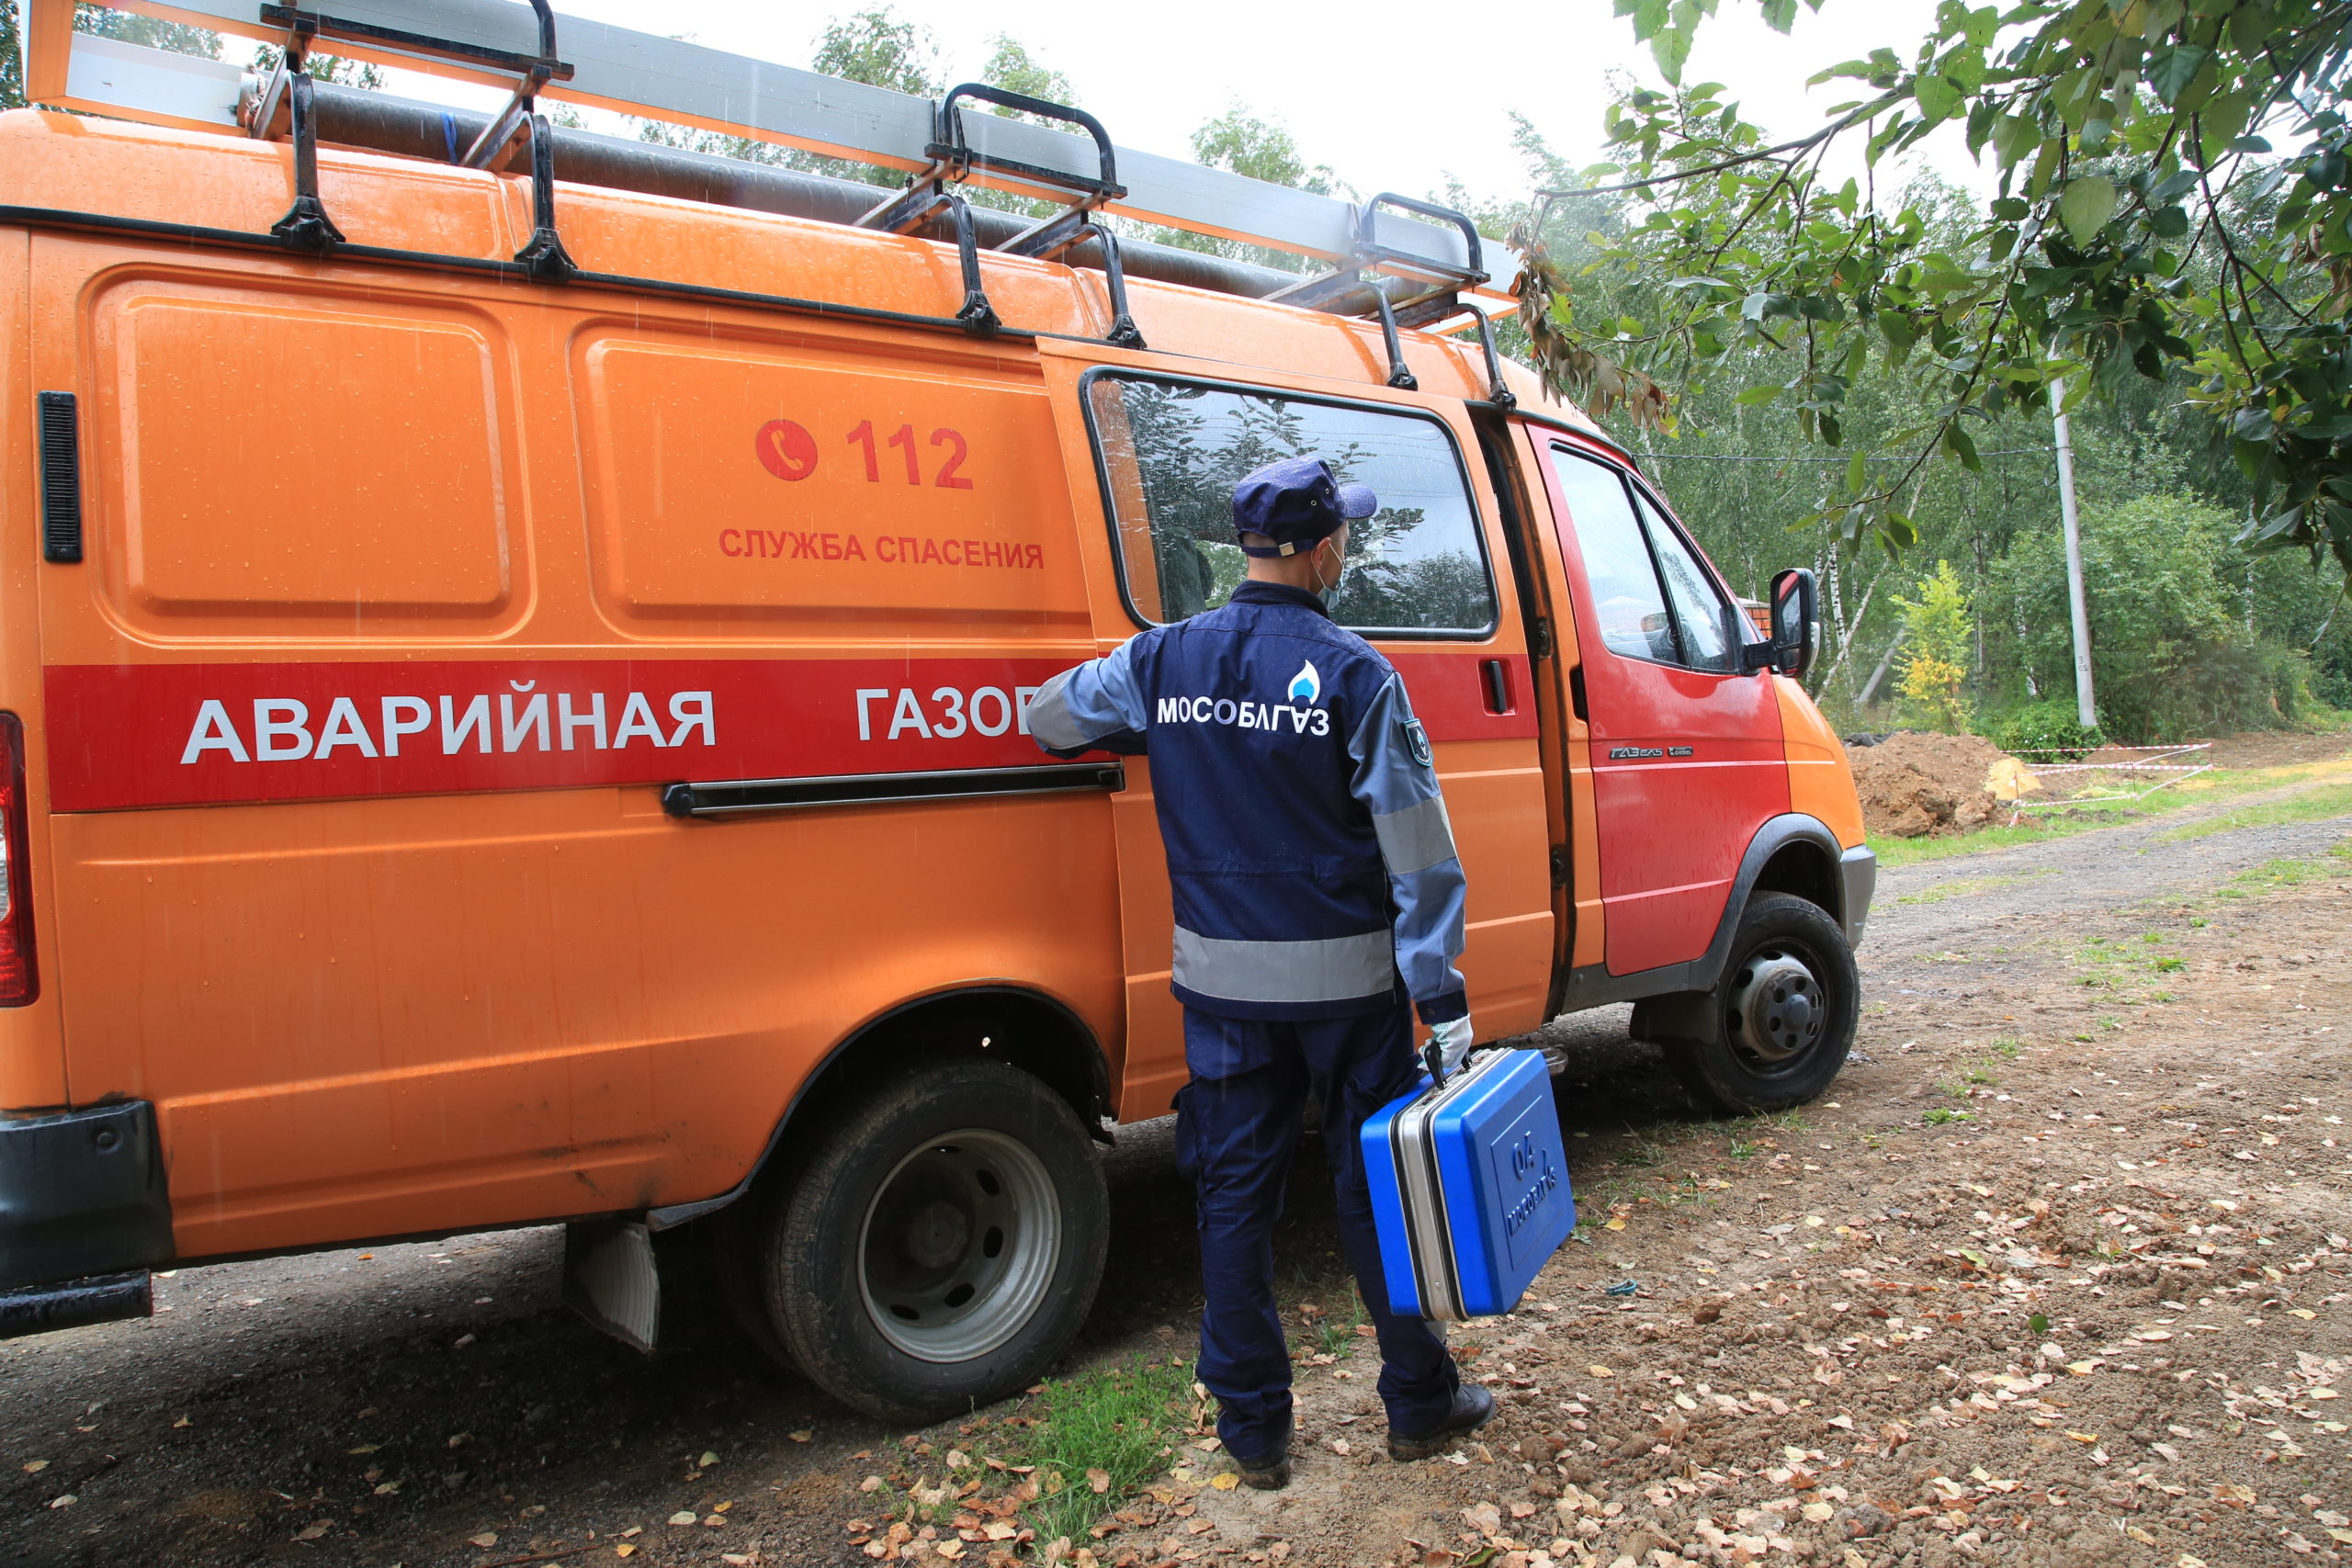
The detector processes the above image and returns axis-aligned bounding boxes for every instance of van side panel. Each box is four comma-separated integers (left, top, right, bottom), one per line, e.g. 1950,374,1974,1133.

31,236,1124,1262
49,786,1122,1258
0,225,72,1113
1776,676,1866,848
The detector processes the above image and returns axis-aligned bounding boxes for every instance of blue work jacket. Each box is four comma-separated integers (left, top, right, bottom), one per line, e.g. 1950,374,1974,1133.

1029,581,1469,1025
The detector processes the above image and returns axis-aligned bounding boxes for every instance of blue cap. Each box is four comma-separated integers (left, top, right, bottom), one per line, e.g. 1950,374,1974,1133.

1232,457,1378,557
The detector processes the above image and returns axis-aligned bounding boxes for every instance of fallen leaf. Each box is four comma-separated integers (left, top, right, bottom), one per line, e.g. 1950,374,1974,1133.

47,1495,75,1509
373,1481,400,1495
1208,1472,1239,1491
1603,1218,1626,1231
172,1416,192,1429
1588,1365,1614,1378
468,1533,499,1549
859,1475,885,1493
616,1548,637,1560
21,1460,47,1473
2289,1309,2317,1320
789,1429,814,1443
700,1451,720,1467
669,1511,700,1526
2065,1431,2099,1445
295,1521,333,1541
452,1334,476,1348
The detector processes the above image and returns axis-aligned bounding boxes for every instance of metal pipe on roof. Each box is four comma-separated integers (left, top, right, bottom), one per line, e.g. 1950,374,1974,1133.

287,82,1356,307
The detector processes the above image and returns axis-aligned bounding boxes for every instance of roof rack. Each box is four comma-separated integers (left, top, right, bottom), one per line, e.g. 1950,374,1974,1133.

25,0,1519,355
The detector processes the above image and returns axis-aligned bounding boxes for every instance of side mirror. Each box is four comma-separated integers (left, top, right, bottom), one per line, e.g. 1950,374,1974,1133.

1768,567,1817,679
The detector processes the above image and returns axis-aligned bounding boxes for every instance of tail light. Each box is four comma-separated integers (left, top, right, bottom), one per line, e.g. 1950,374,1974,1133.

0,714,37,1006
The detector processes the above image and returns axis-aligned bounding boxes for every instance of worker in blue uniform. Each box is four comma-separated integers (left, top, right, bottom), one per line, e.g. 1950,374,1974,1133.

1028,456,1495,1489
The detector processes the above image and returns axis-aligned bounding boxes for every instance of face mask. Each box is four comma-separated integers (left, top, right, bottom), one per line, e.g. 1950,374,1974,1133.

1317,540,1350,610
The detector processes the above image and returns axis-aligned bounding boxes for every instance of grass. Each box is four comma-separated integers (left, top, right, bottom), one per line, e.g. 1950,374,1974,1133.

1017,1358,1198,1545
1894,869,2053,905
2155,780,2352,841
1308,1292,1368,1359
2211,839,2352,898
1868,752,2352,870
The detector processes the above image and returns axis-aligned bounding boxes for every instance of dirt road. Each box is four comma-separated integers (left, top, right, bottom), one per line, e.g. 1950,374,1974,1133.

6,765,2347,1568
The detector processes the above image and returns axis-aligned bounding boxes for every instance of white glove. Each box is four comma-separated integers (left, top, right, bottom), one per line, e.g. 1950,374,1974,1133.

1427,1014,1476,1079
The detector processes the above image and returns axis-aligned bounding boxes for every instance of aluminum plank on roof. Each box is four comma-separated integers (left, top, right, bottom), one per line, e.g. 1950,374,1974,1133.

36,0,1494,281
62,32,245,131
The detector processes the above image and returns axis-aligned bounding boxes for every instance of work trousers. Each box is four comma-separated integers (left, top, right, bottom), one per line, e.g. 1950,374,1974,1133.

1175,1004,1461,1463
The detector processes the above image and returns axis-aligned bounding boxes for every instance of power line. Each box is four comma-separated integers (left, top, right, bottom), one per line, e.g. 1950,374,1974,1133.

1638,446,2058,463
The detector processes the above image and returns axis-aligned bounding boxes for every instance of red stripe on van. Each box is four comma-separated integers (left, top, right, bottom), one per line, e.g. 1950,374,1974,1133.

42,653,1533,812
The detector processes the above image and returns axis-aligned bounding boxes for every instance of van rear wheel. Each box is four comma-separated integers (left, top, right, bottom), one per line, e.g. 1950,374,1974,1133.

755,1058,1107,1423
1657,892,1857,1114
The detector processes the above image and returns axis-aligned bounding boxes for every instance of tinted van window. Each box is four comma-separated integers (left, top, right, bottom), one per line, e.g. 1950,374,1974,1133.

1550,446,1752,673
1086,374,1497,636
1547,448,1677,663
1636,491,1740,672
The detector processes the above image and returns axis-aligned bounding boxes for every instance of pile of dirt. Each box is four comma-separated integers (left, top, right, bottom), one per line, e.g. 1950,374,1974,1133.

1846,729,2010,837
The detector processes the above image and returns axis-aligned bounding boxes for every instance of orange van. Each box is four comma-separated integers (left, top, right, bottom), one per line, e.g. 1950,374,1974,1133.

0,12,1871,1422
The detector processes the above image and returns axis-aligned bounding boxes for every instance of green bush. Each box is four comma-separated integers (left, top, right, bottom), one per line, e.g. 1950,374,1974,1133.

1988,494,2318,743
1893,560,1975,733
1992,700,2104,761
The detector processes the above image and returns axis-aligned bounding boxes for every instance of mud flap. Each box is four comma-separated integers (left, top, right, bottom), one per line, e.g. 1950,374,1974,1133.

562,1217,660,1354
1630,991,1717,1048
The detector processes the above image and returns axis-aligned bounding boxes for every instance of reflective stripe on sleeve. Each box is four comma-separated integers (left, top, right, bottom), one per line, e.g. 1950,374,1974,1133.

1025,670,1091,750
1170,926,1396,1005
1371,794,1457,876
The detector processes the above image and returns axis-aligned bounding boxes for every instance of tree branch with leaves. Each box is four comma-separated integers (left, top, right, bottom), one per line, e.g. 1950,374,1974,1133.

1513,0,2352,579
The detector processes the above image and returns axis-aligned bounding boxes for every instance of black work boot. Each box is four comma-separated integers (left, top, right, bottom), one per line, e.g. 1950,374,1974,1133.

1236,1442,1291,1491
1387,1382,1496,1461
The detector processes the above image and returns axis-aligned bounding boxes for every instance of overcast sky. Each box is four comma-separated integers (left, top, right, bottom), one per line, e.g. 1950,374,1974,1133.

525,0,1974,208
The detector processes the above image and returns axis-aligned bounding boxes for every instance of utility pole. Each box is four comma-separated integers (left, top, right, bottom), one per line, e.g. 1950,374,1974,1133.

2050,378,2097,729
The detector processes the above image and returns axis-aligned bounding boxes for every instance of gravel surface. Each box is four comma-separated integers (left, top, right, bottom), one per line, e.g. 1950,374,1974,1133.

5,761,2347,1568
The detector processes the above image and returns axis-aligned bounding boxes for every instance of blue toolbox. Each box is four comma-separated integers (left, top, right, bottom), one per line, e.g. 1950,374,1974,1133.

1363,1045,1576,1321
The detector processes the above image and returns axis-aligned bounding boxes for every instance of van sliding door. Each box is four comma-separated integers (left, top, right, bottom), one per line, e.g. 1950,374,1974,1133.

1037,343,1553,1117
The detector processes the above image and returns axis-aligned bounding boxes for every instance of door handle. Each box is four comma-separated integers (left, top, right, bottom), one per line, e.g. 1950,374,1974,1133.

1480,659,1515,716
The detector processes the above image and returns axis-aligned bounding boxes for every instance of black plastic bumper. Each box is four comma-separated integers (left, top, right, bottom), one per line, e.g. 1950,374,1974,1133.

0,1269,151,1338
1839,844,1878,948
0,1100,174,1290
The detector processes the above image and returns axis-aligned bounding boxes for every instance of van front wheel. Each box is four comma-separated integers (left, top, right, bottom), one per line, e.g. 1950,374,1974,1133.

1657,892,1858,1114
758,1058,1108,1423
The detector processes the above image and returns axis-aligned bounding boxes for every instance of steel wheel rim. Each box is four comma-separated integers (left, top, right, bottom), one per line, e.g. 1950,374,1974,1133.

1724,942,1826,1070
857,1127,1059,1364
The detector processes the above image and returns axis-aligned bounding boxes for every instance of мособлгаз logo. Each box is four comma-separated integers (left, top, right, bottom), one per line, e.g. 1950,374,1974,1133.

1286,660,1322,705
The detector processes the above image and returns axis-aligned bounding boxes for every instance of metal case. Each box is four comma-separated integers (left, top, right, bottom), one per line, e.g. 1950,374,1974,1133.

1362,1047,1575,1321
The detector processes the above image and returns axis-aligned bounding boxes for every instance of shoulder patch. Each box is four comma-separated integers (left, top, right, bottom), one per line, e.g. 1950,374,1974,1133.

1403,717,1433,768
